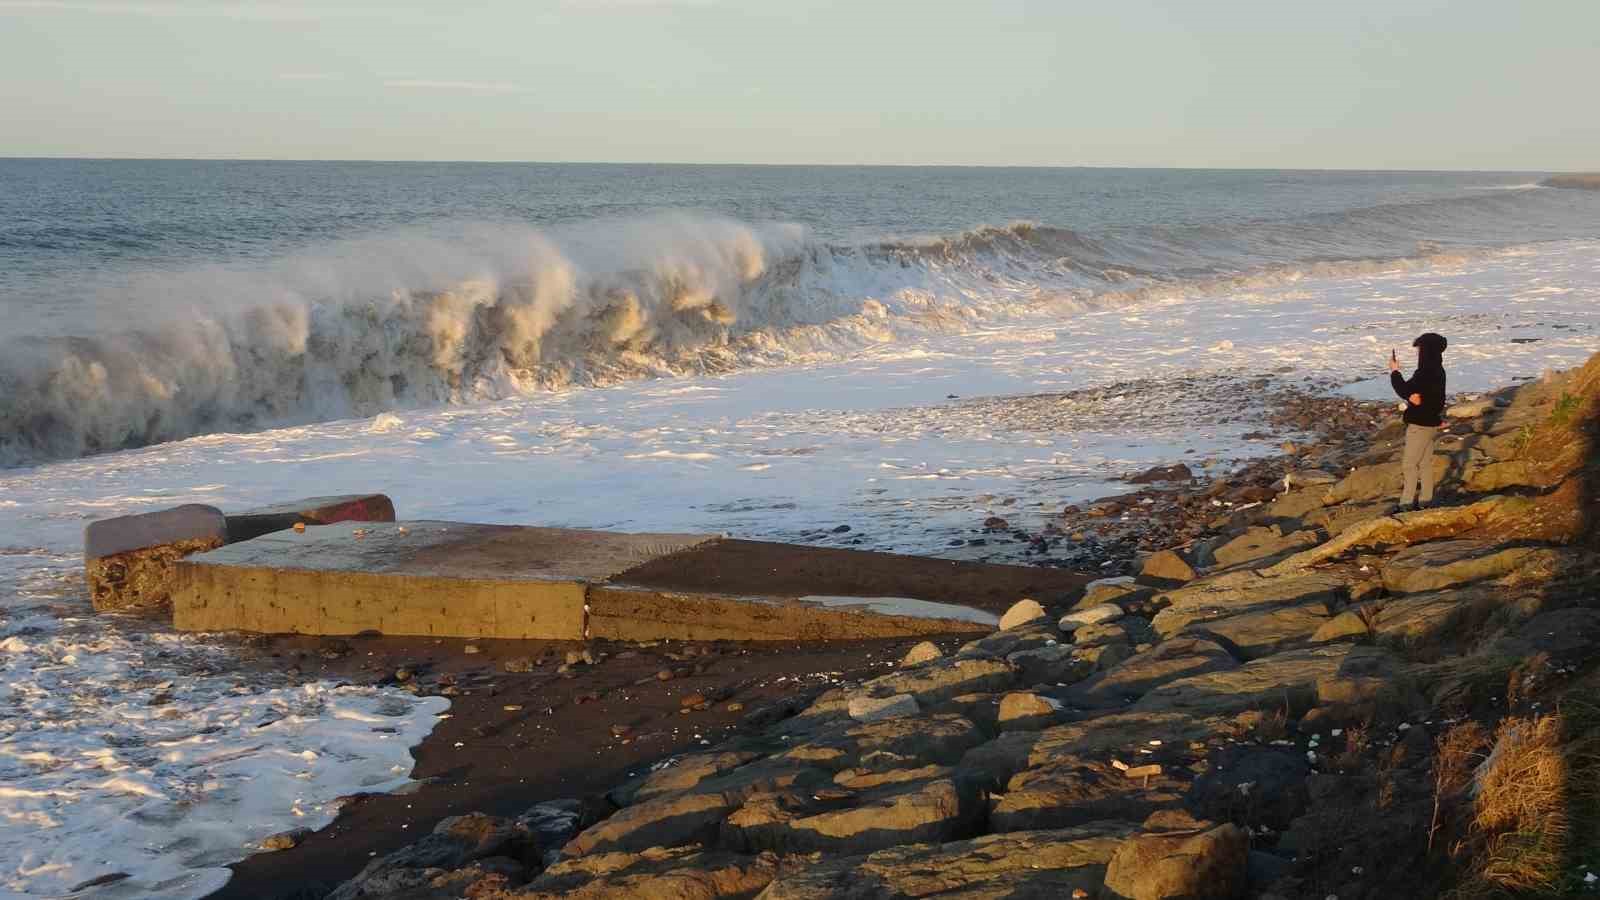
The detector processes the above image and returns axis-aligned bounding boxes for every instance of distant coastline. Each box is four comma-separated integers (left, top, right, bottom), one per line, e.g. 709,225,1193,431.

1541,173,1600,190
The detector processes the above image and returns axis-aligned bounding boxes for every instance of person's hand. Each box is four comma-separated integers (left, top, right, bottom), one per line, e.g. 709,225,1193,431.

1409,392,1422,406
1388,357,1401,373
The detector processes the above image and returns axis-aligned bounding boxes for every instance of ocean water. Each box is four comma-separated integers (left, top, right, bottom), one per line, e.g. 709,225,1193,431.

2,162,1599,898
4,161,1598,464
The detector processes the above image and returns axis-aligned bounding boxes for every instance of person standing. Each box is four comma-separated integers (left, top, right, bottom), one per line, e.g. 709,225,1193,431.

1389,332,1448,510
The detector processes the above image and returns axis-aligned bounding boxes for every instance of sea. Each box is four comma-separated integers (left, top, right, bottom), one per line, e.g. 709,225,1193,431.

1,161,1598,897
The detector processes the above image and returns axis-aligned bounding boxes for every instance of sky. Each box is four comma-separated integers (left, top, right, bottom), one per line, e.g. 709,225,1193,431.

0,0,1595,169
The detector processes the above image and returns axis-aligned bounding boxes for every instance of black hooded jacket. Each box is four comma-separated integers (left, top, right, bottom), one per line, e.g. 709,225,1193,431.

1392,339,1447,427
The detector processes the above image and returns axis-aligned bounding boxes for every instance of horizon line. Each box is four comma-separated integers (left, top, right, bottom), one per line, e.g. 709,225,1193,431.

0,155,1581,175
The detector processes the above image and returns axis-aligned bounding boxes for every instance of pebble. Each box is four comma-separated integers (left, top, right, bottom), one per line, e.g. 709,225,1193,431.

610,724,632,737
680,692,707,708
656,669,675,682
463,644,481,655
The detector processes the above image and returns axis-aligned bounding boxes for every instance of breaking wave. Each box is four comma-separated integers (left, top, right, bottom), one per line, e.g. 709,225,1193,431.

2,187,1596,466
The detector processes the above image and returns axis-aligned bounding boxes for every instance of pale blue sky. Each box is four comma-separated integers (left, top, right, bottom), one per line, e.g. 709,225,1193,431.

1,0,1594,168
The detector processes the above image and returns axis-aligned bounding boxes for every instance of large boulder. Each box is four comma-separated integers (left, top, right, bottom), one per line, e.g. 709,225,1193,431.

1150,571,1349,639
1062,637,1239,711
999,598,1049,630
1102,815,1249,900
997,692,1064,731
724,775,984,855
327,813,536,900
1061,604,1126,631
780,714,987,774
1381,540,1556,594
1140,550,1197,584
619,751,763,806
1262,496,1528,576
1311,585,1499,646
990,758,1185,833
1181,600,1335,660
962,712,1215,786
900,640,944,666
1007,643,1094,688
848,694,920,723
856,656,1019,707
84,504,227,613
565,761,827,857
1211,525,1320,570
526,845,783,899
756,824,1134,899
1134,645,1353,717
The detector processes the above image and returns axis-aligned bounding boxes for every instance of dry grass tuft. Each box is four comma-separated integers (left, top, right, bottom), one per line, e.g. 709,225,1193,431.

1430,721,1489,852
1451,715,1569,897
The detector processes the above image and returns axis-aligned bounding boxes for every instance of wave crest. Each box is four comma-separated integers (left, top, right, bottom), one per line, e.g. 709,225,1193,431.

3,185,1596,465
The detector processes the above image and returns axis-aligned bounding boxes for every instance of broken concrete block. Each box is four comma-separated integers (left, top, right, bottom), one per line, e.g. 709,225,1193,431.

85,504,227,613
225,493,396,542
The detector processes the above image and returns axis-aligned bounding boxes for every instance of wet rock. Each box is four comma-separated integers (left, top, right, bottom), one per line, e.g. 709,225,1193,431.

327,813,534,900
999,598,1049,630
1129,463,1194,484
503,656,538,673
901,640,944,666
260,827,311,851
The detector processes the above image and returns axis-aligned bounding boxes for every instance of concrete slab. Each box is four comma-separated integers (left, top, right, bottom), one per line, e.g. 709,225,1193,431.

85,504,228,613
173,523,1083,641
225,493,396,543
85,504,227,561
173,522,714,638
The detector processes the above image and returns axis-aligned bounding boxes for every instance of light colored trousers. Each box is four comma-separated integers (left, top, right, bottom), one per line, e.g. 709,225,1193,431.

1400,424,1438,505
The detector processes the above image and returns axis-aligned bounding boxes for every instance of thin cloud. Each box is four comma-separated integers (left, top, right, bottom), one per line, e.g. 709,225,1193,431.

383,80,530,94
278,72,342,82
0,1,407,21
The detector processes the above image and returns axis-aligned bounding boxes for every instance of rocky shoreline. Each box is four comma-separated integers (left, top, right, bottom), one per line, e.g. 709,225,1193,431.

237,353,1600,899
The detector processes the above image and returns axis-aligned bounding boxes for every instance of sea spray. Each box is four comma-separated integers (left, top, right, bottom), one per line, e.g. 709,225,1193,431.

4,186,1597,466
